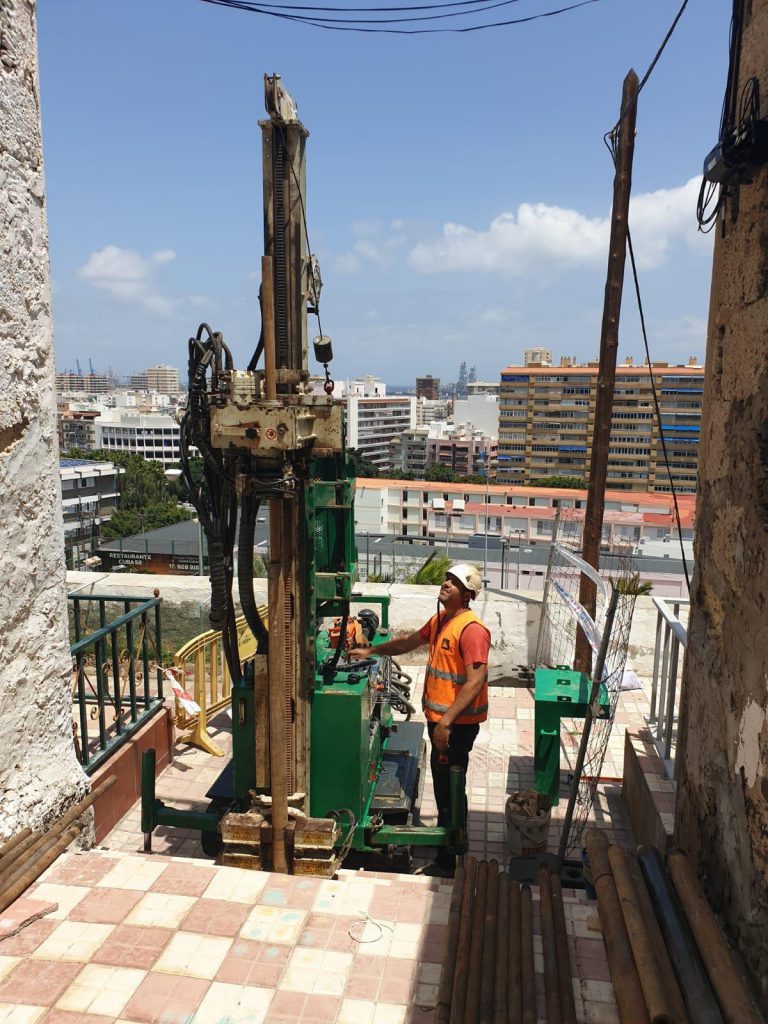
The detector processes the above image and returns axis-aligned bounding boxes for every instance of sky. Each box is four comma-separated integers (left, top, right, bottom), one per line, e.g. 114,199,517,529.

37,0,730,386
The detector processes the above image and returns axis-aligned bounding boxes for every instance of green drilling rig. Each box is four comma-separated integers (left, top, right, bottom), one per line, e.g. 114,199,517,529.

141,74,466,875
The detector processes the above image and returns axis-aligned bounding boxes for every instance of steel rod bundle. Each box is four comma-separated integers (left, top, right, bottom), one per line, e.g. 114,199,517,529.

550,872,578,1024
0,775,117,912
480,860,499,1023
437,858,470,1024
666,849,762,1024
493,871,508,1024
539,865,562,1024
448,857,476,1024
520,883,536,1024
508,881,522,1023
638,846,725,1024
464,859,489,1022
586,829,650,1024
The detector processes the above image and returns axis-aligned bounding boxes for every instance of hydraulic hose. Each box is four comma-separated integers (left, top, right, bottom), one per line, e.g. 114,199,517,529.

238,498,269,654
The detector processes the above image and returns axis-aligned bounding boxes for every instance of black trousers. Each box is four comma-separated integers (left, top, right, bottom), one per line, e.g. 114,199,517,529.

427,721,479,867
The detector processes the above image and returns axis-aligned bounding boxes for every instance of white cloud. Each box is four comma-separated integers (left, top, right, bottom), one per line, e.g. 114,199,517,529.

334,220,408,275
78,244,204,317
408,177,710,277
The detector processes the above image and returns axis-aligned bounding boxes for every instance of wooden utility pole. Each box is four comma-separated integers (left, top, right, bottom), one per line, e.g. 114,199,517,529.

575,69,639,672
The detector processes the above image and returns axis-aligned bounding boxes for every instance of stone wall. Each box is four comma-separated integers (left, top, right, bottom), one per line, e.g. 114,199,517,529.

0,0,88,836
675,0,768,1009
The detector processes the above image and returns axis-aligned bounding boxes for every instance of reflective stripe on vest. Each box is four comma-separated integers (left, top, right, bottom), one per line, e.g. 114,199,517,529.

423,608,490,725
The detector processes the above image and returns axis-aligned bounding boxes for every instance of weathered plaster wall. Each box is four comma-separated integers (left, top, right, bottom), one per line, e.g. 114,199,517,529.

0,0,88,836
675,0,768,1006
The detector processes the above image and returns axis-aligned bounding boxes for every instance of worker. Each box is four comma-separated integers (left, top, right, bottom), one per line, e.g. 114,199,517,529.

348,562,490,875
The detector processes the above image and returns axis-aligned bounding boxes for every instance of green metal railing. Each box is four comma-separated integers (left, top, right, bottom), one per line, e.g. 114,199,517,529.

69,592,164,774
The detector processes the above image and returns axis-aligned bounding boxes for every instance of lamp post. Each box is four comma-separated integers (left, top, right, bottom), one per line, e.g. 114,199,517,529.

482,449,490,586
510,528,524,589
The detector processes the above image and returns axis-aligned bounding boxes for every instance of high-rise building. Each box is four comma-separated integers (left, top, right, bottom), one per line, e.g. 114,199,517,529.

524,347,553,367
345,395,417,471
56,372,111,395
415,375,440,400
145,365,180,394
497,360,704,493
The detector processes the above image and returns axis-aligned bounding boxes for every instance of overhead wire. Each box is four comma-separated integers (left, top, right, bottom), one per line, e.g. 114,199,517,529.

197,0,601,33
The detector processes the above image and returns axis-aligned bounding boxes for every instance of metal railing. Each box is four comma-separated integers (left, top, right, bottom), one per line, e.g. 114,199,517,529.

172,609,267,756
646,596,689,782
69,592,164,774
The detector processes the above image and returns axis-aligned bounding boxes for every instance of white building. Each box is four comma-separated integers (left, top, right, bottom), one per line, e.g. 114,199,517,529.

94,409,192,467
59,458,124,569
452,393,499,438
146,364,180,395
346,395,417,470
416,397,451,425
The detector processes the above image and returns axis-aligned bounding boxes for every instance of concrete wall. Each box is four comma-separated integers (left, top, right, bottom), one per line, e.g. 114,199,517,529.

67,571,664,683
0,1,88,837
675,1,768,1009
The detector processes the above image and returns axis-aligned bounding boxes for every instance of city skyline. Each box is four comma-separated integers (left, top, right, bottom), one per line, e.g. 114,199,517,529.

38,1,726,381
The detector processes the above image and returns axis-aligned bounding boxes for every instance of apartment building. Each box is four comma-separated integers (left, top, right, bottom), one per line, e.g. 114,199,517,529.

497,360,704,493
427,427,498,478
58,408,100,452
94,409,193,467
346,395,417,471
453,393,499,438
354,476,695,550
415,397,451,425
60,458,123,568
391,426,430,476
146,364,180,395
55,372,111,395
415,375,440,400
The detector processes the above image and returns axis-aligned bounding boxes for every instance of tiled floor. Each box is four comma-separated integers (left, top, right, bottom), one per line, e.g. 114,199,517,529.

1,665,660,1022
4,851,620,1024
103,666,648,863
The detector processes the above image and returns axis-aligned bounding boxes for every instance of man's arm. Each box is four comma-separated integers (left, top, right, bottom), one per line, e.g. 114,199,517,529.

347,630,426,661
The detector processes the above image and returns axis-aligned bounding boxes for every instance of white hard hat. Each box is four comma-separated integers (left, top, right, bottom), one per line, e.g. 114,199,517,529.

447,562,483,599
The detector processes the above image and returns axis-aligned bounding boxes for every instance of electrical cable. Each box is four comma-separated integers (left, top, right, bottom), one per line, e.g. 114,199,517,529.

197,0,601,34
348,911,394,943
625,229,692,595
205,0,530,12
204,0,554,26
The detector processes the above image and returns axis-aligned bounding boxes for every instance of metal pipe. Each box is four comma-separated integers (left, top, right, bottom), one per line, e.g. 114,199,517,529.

0,829,32,865
480,861,499,1024
464,859,488,1023
449,765,467,855
267,505,289,872
508,881,522,1024
262,255,277,401
608,844,677,1024
638,846,724,1024
586,830,650,1024
0,774,117,877
667,849,762,1024
550,872,578,1024
0,827,80,915
449,856,476,1024
437,862,467,1024
538,866,563,1024
625,853,689,1024
142,748,157,851
520,884,536,1024
0,830,42,878
493,871,508,1024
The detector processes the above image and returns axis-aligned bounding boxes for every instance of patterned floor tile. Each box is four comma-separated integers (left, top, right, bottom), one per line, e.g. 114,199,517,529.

0,922,57,958
153,932,232,980
180,899,250,937
97,860,168,892
91,924,173,971
193,982,273,1024
31,922,114,963
68,888,143,924
215,940,290,988
0,1006,46,1024
121,971,210,1024
24,889,89,923
125,894,198,929
55,964,146,1016
0,962,81,1006
202,870,268,905
149,864,216,898
240,907,306,945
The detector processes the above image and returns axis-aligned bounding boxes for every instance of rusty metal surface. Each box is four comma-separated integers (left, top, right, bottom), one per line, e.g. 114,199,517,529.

218,850,263,871
219,811,265,844
293,817,339,849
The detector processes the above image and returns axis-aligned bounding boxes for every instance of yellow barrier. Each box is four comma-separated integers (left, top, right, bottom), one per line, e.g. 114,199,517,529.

172,607,268,756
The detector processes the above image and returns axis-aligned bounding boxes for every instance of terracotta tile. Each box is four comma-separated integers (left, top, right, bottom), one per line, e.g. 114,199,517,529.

149,864,216,897
92,925,173,971
0,901,57,941
39,1010,107,1024
69,888,143,924
122,972,210,1024
0,962,82,1006
268,991,306,1016
41,855,116,889
0,921,57,957
302,994,339,1022
180,899,250,937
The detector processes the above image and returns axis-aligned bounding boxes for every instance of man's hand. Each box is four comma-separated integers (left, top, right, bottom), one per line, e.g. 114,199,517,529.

347,646,372,661
432,721,451,753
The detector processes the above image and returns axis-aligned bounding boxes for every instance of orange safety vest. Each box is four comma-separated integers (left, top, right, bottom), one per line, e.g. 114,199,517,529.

423,609,490,725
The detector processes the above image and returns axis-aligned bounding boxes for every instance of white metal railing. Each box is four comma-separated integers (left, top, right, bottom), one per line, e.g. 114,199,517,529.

646,596,689,782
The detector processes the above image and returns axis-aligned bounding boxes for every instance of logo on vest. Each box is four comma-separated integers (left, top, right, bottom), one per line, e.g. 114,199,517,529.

441,638,451,650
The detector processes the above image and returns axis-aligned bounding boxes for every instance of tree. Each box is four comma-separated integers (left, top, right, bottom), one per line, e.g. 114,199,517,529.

424,464,458,483
529,475,584,489
406,552,452,586
348,448,380,478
